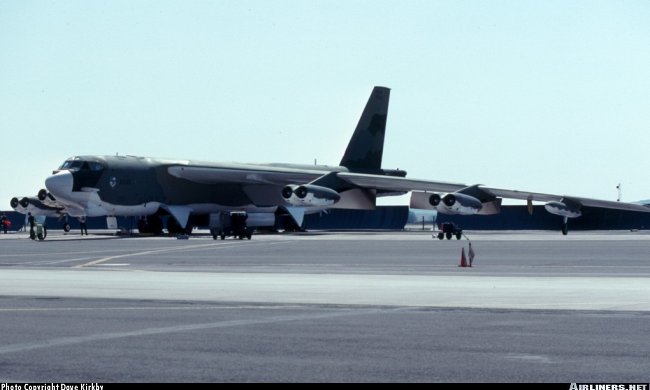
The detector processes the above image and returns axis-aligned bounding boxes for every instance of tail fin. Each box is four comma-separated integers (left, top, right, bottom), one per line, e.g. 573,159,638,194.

339,86,390,172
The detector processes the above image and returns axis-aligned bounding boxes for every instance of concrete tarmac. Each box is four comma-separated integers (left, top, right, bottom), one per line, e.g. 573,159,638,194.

0,230,649,382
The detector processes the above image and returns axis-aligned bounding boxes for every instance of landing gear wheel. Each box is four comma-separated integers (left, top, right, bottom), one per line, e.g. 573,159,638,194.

63,223,71,233
138,218,147,234
561,223,568,236
37,226,47,241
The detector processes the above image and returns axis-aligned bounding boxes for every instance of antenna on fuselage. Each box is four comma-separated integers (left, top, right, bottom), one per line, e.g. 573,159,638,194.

616,183,622,202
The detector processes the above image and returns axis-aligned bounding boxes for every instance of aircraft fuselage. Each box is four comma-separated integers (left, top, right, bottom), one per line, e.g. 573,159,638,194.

45,155,344,218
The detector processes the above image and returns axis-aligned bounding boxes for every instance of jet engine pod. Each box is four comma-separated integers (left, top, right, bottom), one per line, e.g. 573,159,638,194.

38,189,48,201
10,197,20,210
544,201,582,218
281,185,294,199
294,186,308,199
429,193,441,207
443,194,456,207
282,184,340,206
20,197,30,208
437,193,483,215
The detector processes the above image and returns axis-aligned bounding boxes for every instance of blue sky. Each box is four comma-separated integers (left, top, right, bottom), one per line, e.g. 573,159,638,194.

1,0,649,208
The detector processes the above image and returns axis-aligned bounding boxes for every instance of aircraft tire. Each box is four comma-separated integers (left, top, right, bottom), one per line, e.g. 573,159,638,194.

138,218,150,234
148,216,164,235
167,217,181,235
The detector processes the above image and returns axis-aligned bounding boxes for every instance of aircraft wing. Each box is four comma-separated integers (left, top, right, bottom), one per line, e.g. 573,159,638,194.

337,172,468,193
167,165,650,213
337,172,650,212
484,187,650,212
10,195,68,217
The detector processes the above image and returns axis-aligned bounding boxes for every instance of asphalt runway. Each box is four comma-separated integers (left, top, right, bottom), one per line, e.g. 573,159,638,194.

0,230,649,382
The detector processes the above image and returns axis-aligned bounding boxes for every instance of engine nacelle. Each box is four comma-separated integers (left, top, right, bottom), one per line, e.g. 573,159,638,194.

429,194,441,207
10,197,23,212
437,193,483,215
544,201,582,218
281,184,340,207
10,196,62,217
37,189,58,206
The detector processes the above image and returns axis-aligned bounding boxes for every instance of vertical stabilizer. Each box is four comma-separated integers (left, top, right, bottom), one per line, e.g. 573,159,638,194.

340,86,390,172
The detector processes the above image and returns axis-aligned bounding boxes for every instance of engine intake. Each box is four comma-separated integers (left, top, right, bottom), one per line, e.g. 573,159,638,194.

429,194,441,207
20,197,30,208
282,184,340,207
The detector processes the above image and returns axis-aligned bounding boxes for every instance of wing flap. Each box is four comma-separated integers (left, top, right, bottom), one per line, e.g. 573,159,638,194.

337,172,467,193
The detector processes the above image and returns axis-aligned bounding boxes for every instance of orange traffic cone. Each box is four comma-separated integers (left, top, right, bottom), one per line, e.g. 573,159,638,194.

459,247,468,267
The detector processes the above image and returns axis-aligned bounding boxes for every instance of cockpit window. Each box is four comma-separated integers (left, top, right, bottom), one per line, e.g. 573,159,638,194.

59,160,83,170
59,158,105,172
89,162,104,171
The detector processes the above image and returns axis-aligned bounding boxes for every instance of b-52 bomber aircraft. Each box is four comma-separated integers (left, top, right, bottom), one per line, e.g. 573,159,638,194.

11,86,650,236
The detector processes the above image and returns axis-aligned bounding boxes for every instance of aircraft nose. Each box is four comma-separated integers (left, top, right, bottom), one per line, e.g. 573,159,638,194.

45,170,73,199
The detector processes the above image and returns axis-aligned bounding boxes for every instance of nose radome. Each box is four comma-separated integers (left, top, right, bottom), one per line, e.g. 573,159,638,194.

45,170,73,199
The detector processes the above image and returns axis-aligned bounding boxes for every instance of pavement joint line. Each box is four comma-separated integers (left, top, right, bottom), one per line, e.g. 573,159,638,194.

72,240,293,268
0,306,405,355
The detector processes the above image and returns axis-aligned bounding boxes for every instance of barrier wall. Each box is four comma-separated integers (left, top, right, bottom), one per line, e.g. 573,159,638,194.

2,204,649,233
